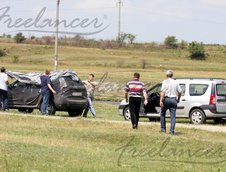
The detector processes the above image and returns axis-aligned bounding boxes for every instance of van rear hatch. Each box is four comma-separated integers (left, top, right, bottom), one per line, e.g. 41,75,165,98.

216,82,226,113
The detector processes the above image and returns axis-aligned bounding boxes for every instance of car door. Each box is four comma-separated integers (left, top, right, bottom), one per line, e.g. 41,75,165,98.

24,84,41,107
215,82,226,113
144,83,161,114
176,83,187,117
177,83,210,117
8,81,26,107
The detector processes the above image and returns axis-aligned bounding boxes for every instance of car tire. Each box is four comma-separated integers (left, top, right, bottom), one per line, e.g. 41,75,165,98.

68,110,83,117
123,106,131,121
190,108,206,124
47,101,56,115
18,108,34,113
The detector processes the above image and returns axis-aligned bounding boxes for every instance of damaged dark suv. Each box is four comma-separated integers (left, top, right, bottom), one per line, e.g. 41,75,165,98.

7,70,88,116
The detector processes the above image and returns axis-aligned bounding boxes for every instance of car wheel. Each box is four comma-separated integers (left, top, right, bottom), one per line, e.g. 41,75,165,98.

47,102,56,115
68,110,83,117
18,108,34,113
190,108,206,124
123,106,131,121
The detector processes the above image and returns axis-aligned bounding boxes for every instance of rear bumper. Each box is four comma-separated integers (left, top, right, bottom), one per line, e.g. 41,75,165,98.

54,97,88,110
200,105,226,118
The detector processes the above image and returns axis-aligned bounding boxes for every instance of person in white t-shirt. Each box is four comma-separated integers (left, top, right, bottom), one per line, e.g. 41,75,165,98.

0,67,9,111
160,70,182,135
82,74,97,118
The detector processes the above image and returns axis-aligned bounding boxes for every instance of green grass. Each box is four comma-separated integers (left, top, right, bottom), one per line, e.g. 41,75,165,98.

0,109,226,172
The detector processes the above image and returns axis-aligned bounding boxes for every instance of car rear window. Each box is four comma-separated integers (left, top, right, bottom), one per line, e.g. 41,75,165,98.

216,84,226,96
189,84,208,96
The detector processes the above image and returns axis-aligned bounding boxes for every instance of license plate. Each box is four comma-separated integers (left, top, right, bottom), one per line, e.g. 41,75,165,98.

72,92,82,96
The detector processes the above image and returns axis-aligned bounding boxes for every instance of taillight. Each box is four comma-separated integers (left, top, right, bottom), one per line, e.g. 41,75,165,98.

209,94,216,105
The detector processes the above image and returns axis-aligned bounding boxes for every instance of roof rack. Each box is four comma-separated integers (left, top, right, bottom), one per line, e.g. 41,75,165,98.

175,78,226,81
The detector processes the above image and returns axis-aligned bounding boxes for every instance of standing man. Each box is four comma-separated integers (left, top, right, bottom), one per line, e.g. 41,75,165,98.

160,70,182,135
83,74,97,118
40,70,56,115
125,73,148,129
0,67,9,111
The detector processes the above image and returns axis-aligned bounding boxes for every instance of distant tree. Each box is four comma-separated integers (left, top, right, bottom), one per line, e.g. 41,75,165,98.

31,35,36,40
179,40,188,49
117,32,127,47
73,34,85,41
127,34,136,44
14,33,26,43
6,35,11,39
164,35,178,48
188,41,206,60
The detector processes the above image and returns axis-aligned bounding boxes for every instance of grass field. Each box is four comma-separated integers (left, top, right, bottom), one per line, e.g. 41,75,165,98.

0,108,226,172
0,102,226,172
1,42,226,171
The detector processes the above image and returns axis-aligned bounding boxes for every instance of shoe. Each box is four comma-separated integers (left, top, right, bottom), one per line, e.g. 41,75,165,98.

132,125,138,129
160,130,166,133
169,132,175,135
4,109,9,112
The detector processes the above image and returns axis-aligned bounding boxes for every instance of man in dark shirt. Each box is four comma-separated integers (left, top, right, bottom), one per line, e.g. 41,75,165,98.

40,70,56,115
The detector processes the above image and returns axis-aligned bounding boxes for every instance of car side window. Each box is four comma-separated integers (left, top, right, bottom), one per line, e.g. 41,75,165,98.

189,84,208,96
148,84,161,96
14,82,26,87
65,76,81,86
179,84,186,96
59,77,67,88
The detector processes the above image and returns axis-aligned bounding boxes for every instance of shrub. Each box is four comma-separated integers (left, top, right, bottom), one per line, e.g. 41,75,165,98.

141,59,147,69
12,55,19,63
188,41,206,60
0,48,6,57
164,36,178,48
179,40,188,49
14,32,26,43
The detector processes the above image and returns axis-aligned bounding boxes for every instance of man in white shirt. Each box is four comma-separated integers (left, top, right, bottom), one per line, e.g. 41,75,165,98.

0,67,9,111
83,74,98,118
160,70,182,135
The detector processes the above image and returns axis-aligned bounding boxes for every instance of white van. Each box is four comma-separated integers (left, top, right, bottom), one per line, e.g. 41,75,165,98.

118,78,226,124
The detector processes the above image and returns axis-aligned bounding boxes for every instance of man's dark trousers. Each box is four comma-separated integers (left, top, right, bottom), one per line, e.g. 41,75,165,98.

129,97,141,128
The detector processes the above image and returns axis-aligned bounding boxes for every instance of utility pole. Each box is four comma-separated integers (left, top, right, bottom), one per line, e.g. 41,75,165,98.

117,0,123,41
54,0,60,71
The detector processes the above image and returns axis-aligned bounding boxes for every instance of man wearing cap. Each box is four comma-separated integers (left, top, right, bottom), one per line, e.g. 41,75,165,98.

160,70,182,135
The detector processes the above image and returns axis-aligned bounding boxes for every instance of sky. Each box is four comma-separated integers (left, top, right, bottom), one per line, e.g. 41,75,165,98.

1,0,226,44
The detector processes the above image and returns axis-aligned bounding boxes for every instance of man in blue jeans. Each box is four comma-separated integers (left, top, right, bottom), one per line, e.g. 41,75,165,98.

160,70,182,135
40,70,56,115
0,67,9,111
83,74,97,118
